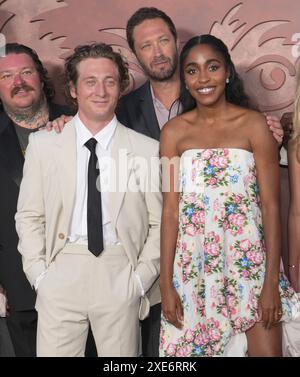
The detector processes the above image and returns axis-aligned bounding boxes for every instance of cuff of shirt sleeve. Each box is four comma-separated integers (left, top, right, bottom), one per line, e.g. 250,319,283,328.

34,270,47,291
25,260,47,288
134,272,145,297
135,262,159,293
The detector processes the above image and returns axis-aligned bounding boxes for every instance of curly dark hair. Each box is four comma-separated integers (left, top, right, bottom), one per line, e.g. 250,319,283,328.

65,43,129,106
179,34,253,113
126,7,177,53
0,43,55,103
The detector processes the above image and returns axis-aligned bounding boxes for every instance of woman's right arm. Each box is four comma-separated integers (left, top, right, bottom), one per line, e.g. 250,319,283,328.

160,121,183,329
288,138,300,292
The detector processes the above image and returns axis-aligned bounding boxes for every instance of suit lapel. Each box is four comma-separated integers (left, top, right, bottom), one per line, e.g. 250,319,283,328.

53,120,77,222
139,82,161,141
53,121,135,230
110,123,134,227
0,113,24,187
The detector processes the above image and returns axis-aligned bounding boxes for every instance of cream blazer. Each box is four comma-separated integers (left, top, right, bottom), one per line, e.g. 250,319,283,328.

15,119,162,319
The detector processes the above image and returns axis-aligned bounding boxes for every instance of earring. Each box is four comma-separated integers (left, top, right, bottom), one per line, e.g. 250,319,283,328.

185,84,189,91
226,78,230,84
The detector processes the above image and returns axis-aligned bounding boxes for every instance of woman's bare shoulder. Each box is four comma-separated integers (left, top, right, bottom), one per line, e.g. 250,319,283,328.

231,108,267,136
161,112,193,137
242,108,265,125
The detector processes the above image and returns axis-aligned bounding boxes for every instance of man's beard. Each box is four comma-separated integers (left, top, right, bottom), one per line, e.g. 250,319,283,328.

139,53,178,82
3,93,46,122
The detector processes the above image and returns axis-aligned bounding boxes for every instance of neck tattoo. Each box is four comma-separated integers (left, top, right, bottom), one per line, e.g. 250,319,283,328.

5,97,49,130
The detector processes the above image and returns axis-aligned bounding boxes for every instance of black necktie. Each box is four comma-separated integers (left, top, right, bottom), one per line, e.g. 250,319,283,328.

84,138,103,256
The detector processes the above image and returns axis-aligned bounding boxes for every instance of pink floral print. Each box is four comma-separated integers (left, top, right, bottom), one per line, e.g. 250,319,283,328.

160,149,300,357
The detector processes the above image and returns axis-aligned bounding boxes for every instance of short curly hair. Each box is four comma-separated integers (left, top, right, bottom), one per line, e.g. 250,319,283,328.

65,43,130,101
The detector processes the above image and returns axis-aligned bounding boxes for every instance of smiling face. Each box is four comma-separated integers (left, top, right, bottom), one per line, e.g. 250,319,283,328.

0,53,44,114
183,43,229,107
70,57,120,126
132,18,178,82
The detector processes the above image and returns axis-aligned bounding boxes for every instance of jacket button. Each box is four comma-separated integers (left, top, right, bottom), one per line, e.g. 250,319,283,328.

58,233,65,240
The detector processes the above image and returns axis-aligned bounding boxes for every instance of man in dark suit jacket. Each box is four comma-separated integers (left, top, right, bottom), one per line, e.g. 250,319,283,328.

117,7,284,357
0,43,72,356
116,7,183,358
117,81,161,141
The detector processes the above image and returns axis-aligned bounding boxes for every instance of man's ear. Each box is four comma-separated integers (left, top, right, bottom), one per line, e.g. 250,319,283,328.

69,81,77,99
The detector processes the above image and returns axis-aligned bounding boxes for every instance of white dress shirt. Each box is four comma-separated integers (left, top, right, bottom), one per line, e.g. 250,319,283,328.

35,114,144,296
150,84,182,129
68,113,119,246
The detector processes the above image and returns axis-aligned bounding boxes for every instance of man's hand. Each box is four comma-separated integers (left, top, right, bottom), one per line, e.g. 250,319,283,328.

280,112,293,149
265,114,284,144
45,114,72,134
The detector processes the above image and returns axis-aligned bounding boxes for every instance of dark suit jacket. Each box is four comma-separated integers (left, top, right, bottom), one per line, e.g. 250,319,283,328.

0,102,73,311
117,81,161,141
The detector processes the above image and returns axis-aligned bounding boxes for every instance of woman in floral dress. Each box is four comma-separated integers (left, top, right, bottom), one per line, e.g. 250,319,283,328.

159,34,300,357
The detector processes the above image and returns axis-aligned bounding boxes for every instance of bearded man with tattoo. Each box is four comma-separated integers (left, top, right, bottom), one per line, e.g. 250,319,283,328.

0,43,72,356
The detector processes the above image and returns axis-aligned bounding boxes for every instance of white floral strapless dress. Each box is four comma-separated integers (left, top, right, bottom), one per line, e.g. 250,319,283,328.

160,149,300,357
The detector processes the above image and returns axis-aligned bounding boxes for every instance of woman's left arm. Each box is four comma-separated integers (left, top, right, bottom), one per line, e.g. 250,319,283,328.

249,112,282,329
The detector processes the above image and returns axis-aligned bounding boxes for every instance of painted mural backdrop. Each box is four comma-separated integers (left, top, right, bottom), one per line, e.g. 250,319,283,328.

0,0,299,116
0,0,299,263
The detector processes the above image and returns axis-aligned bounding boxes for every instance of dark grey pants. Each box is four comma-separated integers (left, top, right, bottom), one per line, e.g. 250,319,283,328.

0,317,15,357
6,310,37,357
141,303,161,357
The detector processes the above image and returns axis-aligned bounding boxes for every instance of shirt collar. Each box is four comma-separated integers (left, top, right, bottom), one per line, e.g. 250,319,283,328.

150,84,165,110
150,84,181,113
74,113,118,151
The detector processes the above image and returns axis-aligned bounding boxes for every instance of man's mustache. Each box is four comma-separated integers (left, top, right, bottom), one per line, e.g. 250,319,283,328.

11,85,34,98
152,56,170,64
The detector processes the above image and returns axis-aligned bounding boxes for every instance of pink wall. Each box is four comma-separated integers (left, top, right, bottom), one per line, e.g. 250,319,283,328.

1,0,299,115
1,0,299,266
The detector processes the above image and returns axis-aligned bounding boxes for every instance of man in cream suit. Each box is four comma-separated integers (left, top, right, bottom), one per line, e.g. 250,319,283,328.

15,43,161,357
